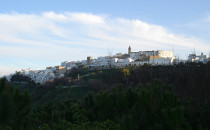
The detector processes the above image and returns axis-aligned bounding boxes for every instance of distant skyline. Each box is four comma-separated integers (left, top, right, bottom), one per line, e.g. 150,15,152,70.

0,0,210,76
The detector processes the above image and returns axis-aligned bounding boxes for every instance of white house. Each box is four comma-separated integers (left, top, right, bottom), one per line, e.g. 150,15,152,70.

188,53,208,63
115,58,133,67
149,56,173,65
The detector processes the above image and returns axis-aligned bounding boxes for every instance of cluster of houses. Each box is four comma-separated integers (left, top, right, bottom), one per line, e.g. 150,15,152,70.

62,46,176,69
6,46,210,84
15,66,66,84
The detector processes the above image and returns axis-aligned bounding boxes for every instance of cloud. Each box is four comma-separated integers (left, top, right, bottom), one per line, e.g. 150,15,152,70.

42,12,69,21
67,12,105,24
42,12,105,25
0,11,209,75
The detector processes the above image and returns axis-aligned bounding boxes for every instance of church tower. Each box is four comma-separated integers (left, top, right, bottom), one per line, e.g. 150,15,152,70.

128,45,131,54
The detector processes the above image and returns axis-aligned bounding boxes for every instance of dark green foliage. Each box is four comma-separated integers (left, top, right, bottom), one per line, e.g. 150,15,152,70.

0,78,7,92
1,63,209,129
0,92,13,126
82,80,190,130
11,73,34,83
27,99,121,129
0,78,31,129
11,81,90,107
10,78,193,129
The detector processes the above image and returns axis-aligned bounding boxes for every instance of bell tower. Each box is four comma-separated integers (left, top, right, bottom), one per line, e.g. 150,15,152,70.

128,45,131,54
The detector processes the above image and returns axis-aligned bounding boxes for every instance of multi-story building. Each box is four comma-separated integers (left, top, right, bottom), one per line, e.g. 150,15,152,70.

188,53,208,63
129,46,175,65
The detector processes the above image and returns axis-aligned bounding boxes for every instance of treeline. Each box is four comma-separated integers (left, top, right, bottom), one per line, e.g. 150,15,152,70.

0,78,30,129
42,63,210,129
11,72,35,84
1,77,210,129
1,78,206,129
2,62,209,129
28,81,192,129
80,62,209,104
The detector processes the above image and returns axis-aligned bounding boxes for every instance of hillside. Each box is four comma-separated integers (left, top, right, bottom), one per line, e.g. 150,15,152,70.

2,62,210,129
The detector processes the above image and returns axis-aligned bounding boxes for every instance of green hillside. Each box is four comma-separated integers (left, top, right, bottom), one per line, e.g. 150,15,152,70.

1,62,209,129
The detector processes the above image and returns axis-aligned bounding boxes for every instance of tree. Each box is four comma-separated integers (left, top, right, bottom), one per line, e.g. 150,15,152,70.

81,80,191,129
107,48,113,68
0,78,31,129
0,92,13,128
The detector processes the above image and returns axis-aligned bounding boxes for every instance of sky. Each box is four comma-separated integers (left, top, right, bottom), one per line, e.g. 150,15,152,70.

0,0,210,76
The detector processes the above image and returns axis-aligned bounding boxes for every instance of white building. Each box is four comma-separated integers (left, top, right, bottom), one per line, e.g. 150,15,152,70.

19,68,56,84
157,50,174,59
130,52,141,61
130,49,175,63
61,61,78,70
188,53,208,63
96,56,112,67
61,61,69,67
149,56,173,65
115,58,133,67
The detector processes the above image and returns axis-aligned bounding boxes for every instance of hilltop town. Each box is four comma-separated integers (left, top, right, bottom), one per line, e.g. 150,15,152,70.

6,46,209,84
